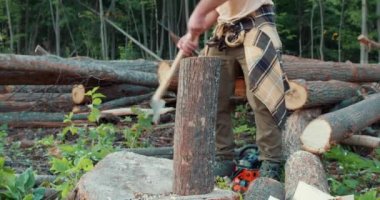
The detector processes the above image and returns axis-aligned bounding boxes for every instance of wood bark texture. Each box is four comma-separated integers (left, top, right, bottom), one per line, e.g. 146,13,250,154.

285,80,360,110
285,151,329,200
244,177,285,200
0,93,71,102
0,54,158,86
301,93,380,154
99,93,153,110
173,57,221,195
3,85,73,93
342,135,380,149
282,108,321,160
283,62,380,82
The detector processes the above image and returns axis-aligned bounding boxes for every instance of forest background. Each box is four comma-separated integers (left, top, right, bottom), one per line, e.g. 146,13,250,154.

0,0,378,64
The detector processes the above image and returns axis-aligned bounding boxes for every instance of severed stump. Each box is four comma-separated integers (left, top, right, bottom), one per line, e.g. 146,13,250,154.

285,80,359,110
244,177,285,200
301,93,380,154
173,57,221,195
285,151,329,199
282,109,321,160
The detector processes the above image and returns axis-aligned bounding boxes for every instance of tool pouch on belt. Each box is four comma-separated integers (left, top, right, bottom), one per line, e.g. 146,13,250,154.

207,5,275,51
207,17,255,50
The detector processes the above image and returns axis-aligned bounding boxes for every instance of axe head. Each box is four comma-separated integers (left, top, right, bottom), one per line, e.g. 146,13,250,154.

150,98,166,124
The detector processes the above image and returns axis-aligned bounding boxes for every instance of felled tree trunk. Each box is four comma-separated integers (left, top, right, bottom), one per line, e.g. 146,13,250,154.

0,101,36,112
0,93,71,102
285,151,329,200
99,93,153,110
0,54,158,86
71,84,154,104
3,85,73,93
285,80,360,110
173,57,221,195
244,177,285,200
342,135,380,149
282,109,321,160
301,93,380,154
283,62,380,82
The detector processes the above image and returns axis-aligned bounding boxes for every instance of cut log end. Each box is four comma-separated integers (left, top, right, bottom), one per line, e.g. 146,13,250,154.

72,84,86,104
301,119,331,154
285,81,308,110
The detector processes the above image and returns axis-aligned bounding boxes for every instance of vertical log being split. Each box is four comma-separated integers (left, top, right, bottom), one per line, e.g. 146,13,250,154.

244,177,285,200
285,151,329,199
173,57,221,195
282,109,321,160
301,93,380,154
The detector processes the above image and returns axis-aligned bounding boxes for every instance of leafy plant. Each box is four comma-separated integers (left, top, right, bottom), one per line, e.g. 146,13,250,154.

0,124,8,156
85,87,106,123
0,157,45,200
323,146,380,198
123,107,153,148
232,104,256,141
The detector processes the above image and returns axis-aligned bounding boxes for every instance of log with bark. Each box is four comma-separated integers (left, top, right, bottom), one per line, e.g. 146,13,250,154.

71,84,154,105
301,93,380,154
0,93,71,102
285,151,329,200
173,57,221,195
0,101,36,112
282,108,321,160
0,107,174,127
283,62,380,82
0,100,73,112
244,177,285,200
285,80,360,110
341,135,380,149
99,93,154,110
0,54,158,86
2,85,73,93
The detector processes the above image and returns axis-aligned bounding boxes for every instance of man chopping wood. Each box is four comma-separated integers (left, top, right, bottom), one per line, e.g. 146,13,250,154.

177,0,290,180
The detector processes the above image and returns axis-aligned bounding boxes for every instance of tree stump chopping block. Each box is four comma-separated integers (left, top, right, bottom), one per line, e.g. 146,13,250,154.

173,57,221,195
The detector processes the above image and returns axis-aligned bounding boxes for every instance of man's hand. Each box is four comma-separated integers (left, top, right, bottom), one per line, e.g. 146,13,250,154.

177,33,199,56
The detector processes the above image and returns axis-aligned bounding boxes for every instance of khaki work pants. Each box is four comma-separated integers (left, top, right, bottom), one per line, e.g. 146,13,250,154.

204,23,283,162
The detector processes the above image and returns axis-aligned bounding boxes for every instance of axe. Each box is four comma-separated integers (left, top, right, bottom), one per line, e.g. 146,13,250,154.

150,36,196,124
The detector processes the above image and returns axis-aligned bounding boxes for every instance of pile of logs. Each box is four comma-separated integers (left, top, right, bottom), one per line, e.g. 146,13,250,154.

279,61,380,199
0,54,162,127
2,52,380,199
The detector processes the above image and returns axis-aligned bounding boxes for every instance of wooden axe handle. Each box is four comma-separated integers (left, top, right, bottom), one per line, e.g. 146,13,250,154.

151,50,185,101
152,35,196,101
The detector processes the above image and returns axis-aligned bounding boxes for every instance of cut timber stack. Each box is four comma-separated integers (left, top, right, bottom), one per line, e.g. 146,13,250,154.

301,93,380,154
0,54,161,126
279,59,380,199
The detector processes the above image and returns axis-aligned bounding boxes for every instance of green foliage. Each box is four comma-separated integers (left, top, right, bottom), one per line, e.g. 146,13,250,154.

85,87,106,123
0,124,8,155
323,146,380,198
45,89,155,198
47,89,116,199
123,107,153,148
232,105,256,138
215,176,230,190
0,159,45,200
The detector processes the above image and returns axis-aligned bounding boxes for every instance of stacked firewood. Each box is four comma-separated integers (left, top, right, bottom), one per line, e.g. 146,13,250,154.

0,54,163,127
280,61,380,199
